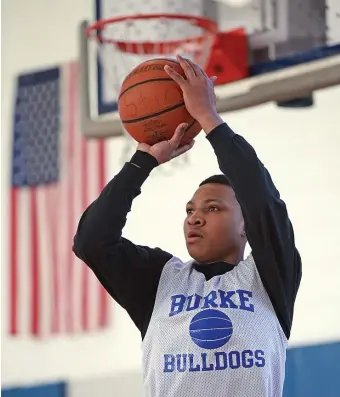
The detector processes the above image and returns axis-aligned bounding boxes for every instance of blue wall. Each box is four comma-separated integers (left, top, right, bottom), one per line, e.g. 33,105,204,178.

283,342,340,397
3,342,340,397
2,383,66,397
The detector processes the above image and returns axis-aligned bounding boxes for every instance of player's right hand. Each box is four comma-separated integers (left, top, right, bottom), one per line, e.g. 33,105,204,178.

137,123,195,165
165,55,223,134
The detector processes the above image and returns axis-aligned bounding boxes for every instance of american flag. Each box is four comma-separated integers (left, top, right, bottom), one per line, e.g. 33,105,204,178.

9,62,110,337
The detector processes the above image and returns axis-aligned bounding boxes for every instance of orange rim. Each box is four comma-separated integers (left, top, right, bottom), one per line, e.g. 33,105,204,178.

86,13,218,54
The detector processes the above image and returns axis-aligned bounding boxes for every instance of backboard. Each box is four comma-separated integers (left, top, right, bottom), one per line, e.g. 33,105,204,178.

79,0,340,138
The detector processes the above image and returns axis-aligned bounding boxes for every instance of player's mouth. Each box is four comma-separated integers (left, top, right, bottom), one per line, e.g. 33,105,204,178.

186,231,204,244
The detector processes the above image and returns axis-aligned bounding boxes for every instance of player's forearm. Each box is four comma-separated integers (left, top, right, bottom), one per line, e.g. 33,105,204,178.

206,122,279,206
73,150,157,257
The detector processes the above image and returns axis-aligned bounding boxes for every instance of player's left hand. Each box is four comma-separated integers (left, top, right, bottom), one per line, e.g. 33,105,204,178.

137,122,195,165
164,55,224,133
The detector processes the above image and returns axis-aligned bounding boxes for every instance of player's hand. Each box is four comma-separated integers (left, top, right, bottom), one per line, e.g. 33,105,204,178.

137,123,195,165
164,55,224,134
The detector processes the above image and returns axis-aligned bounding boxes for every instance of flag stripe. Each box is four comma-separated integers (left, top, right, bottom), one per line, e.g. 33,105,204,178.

81,139,89,331
30,187,40,336
38,186,52,336
45,183,60,333
97,140,109,327
9,188,19,335
86,141,102,330
18,189,31,335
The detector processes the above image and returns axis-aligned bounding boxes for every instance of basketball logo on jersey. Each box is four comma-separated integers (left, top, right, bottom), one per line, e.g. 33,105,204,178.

163,289,266,373
189,309,233,349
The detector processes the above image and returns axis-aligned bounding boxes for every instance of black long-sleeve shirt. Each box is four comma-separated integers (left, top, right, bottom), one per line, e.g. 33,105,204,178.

73,123,302,339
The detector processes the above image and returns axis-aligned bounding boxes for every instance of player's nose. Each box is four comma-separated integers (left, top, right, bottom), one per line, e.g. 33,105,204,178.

188,215,205,227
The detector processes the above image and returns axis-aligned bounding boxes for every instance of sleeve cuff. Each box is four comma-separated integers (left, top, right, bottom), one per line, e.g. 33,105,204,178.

205,122,235,145
120,150,158,187
129,150,159,169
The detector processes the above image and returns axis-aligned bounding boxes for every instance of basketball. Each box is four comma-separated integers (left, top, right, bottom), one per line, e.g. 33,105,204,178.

117,59,202,146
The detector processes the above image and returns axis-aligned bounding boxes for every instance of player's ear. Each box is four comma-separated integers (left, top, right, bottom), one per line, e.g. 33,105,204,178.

239,218,246,240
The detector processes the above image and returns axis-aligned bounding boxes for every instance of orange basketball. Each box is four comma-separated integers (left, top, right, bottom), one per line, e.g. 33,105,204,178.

117,59,201,145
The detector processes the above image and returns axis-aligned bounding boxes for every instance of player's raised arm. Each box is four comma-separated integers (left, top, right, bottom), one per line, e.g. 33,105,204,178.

73,124,194,336
166,55,302,339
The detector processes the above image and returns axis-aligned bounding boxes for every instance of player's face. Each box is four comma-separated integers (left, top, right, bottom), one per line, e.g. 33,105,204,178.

184,183,245,264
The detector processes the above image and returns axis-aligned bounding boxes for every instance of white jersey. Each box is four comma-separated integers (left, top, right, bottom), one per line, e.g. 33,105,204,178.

142,254,287,397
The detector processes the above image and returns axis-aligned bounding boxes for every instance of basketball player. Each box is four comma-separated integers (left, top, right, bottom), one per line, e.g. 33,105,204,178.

73,55,301,397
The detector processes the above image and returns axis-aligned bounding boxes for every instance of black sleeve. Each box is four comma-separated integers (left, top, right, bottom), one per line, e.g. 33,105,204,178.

72,150,172,336
207,123,302,339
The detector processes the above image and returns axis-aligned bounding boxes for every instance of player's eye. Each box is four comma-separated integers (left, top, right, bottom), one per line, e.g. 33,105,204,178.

208,206,219,212
186,208,194,215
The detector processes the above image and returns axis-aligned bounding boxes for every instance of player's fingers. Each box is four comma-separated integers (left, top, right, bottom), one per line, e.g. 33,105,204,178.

171,140,195,159
170,123,188,147
164,65,186,87
185,58,205,78
210,76,217,84
176,55,196,80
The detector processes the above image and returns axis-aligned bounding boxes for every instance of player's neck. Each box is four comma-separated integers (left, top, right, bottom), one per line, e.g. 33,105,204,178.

198,250,245,266
220,249,244,265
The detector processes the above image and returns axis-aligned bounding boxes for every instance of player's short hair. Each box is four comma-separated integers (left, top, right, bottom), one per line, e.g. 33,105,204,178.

199,174,231,188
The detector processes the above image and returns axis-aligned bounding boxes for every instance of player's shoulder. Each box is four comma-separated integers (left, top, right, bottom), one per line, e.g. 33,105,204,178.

161,255,194,274
243,252,256,267
230,253,258,280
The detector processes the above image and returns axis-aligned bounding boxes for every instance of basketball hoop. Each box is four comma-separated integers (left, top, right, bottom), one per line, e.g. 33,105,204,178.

85,13,218,171
86,13,217,59
86,13,218,99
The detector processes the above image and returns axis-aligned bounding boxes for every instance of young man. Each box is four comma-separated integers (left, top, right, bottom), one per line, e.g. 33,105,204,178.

73,56,301,397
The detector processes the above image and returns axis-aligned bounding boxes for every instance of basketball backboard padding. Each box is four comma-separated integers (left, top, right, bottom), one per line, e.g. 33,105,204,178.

205,28,248,85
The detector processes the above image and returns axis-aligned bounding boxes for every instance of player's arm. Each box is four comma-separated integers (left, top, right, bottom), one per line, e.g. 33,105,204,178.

165,55,301,339
73,150,171,335
73,124,193,337
204,122,301,339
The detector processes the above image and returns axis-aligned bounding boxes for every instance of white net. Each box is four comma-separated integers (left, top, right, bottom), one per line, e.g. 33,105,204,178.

95,15,215,104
